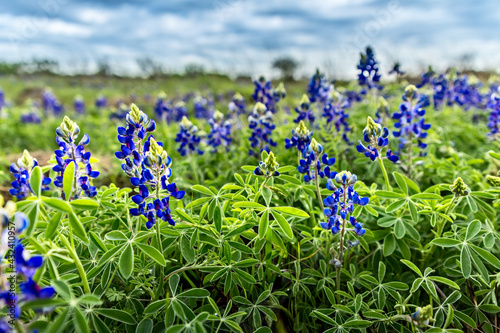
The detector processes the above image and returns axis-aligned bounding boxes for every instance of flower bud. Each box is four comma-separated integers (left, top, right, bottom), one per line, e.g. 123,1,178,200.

450,177,469,197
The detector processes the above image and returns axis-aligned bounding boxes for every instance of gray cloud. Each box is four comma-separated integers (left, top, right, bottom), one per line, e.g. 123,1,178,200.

0,0,498,78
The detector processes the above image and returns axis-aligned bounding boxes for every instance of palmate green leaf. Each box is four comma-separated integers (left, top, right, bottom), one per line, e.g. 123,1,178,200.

343,319,372,328
427,276,460,290
488,150,500,160
383,234,396,256
385,199,406,213
144,300,166,315
465,220,481,240
46,307,71,333
175,208,194,223
94,308,137,325
278,174,302,185
271,206,309,217
45,211,63,239
408,200,418,222
312,310,338,326
478,304,500,313
119,243,134,279
136,242,166,266
469,244,500,269
63,161,75,200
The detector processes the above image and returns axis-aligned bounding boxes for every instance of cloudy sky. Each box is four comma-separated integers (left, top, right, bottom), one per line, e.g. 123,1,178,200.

0,0,499,78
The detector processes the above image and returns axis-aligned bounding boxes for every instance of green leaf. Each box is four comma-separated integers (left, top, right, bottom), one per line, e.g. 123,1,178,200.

192,185,216,196
383,234,396,257
42,197,73,213
136,318,154,333
408,200,418,222
460,246,471,278
343,319,372,328
63,161,75,200
312,310,338,326
30,166,42,198
74,307,90,333
272,212,293,241
393,172,408,195
258,209,269,240
488,151,500,160
175,209,194,223
119,243,134,279
469,244,500,269
375,190,405,199
180,235,195,264
427,276,460,290
70,198,99,210
444,304,454,329
478,304,500,313
279,174,302,185
144,300,166,315
45,307,70,333
431,238,461,247
394,220,405,239
233,201,266,210
69,212,89,243
411,193,442,200
465,220,481,241
385,199,406,213
169,274,180,296
177,288,210,298
271,206,309,217
94,308,137,325
400,259,423,277
214,205,222,233
25,201,40,237
46,211,63,240
105,230,128,241
136,243,166,266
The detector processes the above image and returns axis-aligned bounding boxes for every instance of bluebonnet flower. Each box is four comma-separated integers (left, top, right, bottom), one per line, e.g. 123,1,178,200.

298,139,336,182
42,89,63,115
110,102,129,120
0,88,4,109
0,198,26,259
193,94,214,119
293,94,314,123
431,73,450,110
357,46,382,91
248,102,277,155
307,69,333,104
392,85,431,153
9,150,51,200
254,151,280,177
252,77,279,113
388,62,404,76
207,110,232,153
115,104,185,229
19,278,55,301
285,120,313,155
356,116,399,163
321,171,369,236
95,94,107,109
416,66,435,88
487,87,500,139
228,92,246,116
154,91,170,122
273,82,286,105
52,116,99,198
73,95,85,114
322,88,352,144
175,116,204,156
15,242,43,278
20,101,42,124
172,101,189,122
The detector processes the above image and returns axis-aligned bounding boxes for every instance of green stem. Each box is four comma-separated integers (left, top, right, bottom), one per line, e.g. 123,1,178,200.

58,232,90,294
425,196,457,263
314,171,325,213
377,157,391,190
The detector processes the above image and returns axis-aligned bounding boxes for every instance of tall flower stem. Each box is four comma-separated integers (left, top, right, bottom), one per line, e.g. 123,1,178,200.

335,186,348,303
314,170,325,213
377,157,391,190
58,232,90,294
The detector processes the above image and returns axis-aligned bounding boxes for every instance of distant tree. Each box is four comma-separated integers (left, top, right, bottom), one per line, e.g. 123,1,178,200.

0,62,22,75
184,63,205,77
272,56,299,80
29,58,59,74
96,58,112,76
136,57,165,78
